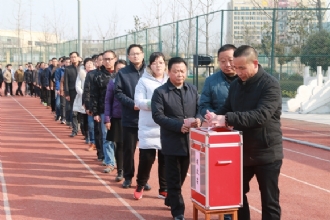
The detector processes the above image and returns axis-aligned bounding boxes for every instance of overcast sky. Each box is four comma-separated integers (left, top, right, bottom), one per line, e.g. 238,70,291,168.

0,0,229,41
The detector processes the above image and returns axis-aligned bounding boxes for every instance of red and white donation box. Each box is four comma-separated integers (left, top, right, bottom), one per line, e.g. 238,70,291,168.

190,127,243,210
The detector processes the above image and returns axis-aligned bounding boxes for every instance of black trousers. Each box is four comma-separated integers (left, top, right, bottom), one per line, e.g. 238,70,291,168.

42,87,51,105
239,160,282,220
28,83,34,96
164,155,190,218
50,90,56,112
60,95,66,119
122,126,138,180
94,120,104,160
5,82,13,95
68,89,78,133
16,82,23,96
136,149,166,192
34,86,40,97
114,142,123,171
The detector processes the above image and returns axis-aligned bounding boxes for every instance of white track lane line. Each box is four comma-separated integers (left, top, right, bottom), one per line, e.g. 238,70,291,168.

0,160,12,220
280,173,330,193
284,148,330,163
282,126,330,137
13,98,145,220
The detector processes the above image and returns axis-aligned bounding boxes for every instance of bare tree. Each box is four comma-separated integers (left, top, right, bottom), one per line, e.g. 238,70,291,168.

197,0,217,55
12,0,25,65
141,0,169,27
177,0,200,62
95,11,119,40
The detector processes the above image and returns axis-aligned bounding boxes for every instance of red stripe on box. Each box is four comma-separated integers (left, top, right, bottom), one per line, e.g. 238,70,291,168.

190,130,206,143
208,134,241,144
191,189,206,207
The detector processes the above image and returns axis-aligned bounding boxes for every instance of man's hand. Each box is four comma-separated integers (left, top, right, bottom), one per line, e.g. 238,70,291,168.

94,115,100,122
181,124,190,133
205,110,225,127
66,96,70,101
56,90,60,95
46,86,50,90
105,122,111,130
190,118,201,128
134,105,140,110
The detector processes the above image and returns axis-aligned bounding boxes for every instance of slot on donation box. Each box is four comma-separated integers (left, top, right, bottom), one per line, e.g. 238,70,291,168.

190,127,243,210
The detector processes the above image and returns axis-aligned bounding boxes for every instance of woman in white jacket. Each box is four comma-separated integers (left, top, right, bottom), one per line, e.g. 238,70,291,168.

73,58,94,146
133,52,168,200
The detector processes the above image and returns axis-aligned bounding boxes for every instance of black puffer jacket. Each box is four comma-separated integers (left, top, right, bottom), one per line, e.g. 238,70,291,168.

218,65,283,166
83,69,97,111
91,66,115,116
114,62,146,127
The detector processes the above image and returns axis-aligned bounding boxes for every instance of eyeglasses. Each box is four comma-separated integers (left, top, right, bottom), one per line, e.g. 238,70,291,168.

103,57,116,62
129,52,143,57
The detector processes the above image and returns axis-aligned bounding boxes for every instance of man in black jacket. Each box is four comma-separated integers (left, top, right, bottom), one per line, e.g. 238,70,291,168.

84,53,103,160
152,57,202,220
64,51,80,137
114,44,146,189
206,45,283,220
91,50,117,172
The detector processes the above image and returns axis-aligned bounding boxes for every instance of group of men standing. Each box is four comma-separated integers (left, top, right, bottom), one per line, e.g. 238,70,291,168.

0,43,283,220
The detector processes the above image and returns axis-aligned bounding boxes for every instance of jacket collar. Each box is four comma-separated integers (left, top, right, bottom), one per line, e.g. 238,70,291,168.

238,64,264,85
167,79,188,91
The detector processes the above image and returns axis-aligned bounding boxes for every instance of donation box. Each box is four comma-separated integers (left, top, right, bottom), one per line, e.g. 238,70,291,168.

190,127,243,210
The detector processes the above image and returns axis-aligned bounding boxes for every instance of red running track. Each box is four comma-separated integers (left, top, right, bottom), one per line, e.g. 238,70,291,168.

0,95,329,220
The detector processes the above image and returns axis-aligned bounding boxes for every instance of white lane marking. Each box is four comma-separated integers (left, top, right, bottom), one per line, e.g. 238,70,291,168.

249,205,262,214
283,136,330,151
0,160,12,220
282,126,330,137
13,98,145,220
280,173,330,193
284,148,330,163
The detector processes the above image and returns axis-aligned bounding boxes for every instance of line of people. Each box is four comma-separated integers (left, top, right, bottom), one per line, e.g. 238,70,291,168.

0,43,282,220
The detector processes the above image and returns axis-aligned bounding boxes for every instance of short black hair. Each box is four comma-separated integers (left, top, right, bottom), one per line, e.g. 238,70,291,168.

69,51,79,57
148,52,165,67
6,64,12,68
114,59,127,69
64,57,70,61
91,54,98,60
233,45,258,59
83,58,93,66
51,57,57,61
217,44,237,56
127,44,143,55
103,50,116,57
168,57,187,71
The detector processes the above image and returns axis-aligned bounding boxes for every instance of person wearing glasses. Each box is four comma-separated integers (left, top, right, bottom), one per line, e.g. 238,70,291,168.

91,50,117,174
114,44,150,190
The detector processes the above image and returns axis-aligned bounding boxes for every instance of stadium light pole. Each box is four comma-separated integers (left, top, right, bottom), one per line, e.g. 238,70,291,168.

77,0,82,57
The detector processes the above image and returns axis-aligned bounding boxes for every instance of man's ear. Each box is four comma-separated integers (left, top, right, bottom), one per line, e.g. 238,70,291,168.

253,59,259,68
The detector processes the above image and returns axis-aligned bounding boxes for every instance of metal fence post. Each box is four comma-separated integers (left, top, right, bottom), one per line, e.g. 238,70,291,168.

176,21,179,57
270,8,276,78
158,26,162,52
195,16,199,88
220,10,224,47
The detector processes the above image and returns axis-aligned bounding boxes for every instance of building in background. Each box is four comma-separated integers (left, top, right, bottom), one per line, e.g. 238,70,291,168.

226,0,327,46
0,29,58,65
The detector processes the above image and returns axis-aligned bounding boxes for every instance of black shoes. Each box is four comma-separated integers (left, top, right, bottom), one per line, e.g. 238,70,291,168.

69,132,77,137
173,215,185,220
115,170,123,182
122,179,132,188
144,183,151,191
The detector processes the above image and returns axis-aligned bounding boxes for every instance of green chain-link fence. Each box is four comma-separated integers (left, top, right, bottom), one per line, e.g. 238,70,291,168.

1,8,330,96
